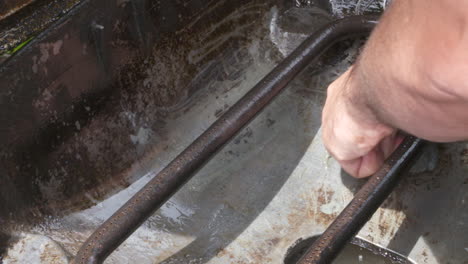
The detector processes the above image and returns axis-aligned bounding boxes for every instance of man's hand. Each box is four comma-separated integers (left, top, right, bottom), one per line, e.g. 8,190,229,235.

321,0,468,178
322,68,401,178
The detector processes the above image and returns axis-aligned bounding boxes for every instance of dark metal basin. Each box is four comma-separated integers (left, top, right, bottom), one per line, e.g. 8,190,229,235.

0,0,467,263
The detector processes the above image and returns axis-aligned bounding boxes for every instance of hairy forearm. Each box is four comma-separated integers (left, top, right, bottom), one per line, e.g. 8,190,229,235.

347,0,468,142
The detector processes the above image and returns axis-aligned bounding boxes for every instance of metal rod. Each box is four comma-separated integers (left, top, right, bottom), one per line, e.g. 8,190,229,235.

73,15,379,264
297,136,424,264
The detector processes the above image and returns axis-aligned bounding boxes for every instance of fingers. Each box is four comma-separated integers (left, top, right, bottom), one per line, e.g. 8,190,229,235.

322,68,400,178
333,133,403,178
340,146,384,178
379,132,400,158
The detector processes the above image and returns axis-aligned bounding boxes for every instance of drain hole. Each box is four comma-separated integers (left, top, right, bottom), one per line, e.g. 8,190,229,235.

284,236,414,264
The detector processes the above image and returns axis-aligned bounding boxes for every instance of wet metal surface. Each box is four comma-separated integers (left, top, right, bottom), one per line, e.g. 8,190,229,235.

73,15,378,264
297,136,424,264
1,0,468,263
0,0,227,225
285,236,413,264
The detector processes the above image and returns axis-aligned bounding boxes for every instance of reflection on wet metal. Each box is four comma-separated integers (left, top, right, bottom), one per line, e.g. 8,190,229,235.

297,136,424,264
285,236,413,264
73,15,379,264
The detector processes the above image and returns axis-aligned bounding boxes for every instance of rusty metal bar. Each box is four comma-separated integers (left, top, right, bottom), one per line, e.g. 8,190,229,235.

297,135,424,264
73,15,379,264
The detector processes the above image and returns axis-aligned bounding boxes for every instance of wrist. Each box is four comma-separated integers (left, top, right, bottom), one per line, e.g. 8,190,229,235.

342,66,384,128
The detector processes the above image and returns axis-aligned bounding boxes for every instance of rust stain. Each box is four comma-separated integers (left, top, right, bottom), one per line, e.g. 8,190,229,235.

294,185,339,228
375,196,407,239
378,222,389,238
377,209,387,237
216,248,236,259
216,236,279,264
313,186,338,226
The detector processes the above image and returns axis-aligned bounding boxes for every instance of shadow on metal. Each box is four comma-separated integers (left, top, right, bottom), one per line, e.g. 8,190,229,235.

73,15,379,264
296,136,424,264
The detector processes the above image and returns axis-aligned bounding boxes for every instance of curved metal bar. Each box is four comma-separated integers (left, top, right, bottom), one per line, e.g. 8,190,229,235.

297,136,424,264
73,15,379,264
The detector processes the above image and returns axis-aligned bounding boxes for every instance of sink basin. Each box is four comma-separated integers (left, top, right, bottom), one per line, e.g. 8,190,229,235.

1,0,467,263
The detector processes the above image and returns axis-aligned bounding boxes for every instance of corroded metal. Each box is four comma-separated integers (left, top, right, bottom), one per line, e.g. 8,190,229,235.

285,236,413,264
297,136,424,264
0,0,82,53
0,0,35,20
0,0,221,225
73,15,378,264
